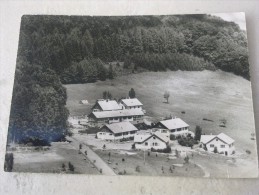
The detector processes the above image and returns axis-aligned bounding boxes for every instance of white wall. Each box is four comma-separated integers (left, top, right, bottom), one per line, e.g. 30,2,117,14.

135,136,167,150
205,139,235,155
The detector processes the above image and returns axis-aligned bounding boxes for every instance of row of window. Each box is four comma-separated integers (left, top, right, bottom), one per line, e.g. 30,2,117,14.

170,127,188,133
145,142,159,146
210,144,226,148
114,131,136,137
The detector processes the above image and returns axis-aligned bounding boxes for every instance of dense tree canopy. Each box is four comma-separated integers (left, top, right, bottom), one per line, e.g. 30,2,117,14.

19,15,250,80
8,14,250,145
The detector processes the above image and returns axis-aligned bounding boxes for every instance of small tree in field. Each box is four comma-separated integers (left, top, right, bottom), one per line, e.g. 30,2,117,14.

194,126,202,141
4,153,14,172
68,162,75,172
129,88,136,99
184,155,189,164
164,91,170,103
214,147,218,153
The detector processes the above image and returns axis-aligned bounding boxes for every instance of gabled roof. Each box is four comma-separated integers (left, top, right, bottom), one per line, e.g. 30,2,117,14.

104,122,138,134
121,98,143,107
91,109,144,119
200,135,216,144
217,133,235,144
97,100,121,111
159,118,189,130
134,132,169,143
200,133,235,145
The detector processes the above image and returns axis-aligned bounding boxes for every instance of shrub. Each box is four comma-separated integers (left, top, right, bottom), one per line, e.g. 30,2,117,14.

184,156,189,164
246,150,251,154
4,153,14,172
62,163,66,171
68,162,75,172
135,165,140,172
151,145,172,153
131,143,136,149
178,136,198,147
170,134,176,140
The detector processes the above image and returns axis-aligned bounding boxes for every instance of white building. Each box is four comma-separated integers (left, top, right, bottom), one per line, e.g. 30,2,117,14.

200,133,235,156
97,121,138,140
88,109,144,125
155,117,189,136
120,98,143,110
134,131,170,150
92,99,122,112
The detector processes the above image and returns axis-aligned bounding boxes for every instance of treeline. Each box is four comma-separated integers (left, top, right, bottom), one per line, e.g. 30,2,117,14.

18,15,250,80
124,53,216,72
7,60,69,145
61,58,114,84
7,15,250,145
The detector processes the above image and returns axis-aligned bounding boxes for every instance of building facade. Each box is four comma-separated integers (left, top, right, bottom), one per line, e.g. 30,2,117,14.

134,131,169,150
200,133,235,155
96,121,138,140
155,117,189,136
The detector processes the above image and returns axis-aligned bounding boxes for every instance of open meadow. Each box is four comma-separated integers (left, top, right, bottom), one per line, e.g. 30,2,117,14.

65,70,257,156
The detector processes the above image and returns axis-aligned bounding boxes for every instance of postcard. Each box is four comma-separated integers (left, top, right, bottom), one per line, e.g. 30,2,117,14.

4,13,258,178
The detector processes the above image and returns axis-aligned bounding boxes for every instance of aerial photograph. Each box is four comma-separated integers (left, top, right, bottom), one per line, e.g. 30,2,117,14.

4,13,258,178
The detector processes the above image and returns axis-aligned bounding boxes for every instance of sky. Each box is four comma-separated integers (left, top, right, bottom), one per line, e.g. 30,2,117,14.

211,12,246,31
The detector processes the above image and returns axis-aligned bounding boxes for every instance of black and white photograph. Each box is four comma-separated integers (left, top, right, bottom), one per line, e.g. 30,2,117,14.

4,13,258,178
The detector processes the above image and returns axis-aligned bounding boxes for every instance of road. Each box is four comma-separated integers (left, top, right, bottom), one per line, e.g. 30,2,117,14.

66,136,116,176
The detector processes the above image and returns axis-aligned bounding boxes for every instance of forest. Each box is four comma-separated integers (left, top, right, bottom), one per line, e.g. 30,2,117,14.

7,15,250,145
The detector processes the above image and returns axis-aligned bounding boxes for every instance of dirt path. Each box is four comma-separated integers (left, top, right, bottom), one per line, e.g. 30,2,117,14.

66,136,116,176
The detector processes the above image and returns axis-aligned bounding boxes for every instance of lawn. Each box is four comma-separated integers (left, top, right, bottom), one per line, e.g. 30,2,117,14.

11,142,100,174
95,149,204,177
64,70,257,158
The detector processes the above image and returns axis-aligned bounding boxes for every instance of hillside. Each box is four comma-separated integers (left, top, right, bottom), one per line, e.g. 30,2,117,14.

65,70,256,157
18,14,249,82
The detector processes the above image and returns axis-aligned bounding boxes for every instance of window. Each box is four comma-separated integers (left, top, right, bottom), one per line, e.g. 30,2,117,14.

210,144,214,148
220,145,225,148
216,139,218,141
109,133,112,136
123,132,128,135
153,137,156,139
114,117,118,120
145,142,148,146
171,129,175,133
177,128,181,132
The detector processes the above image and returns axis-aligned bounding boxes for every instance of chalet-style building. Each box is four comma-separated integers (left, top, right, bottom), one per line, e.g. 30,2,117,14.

155,117,189,136
96,122,138,140
134,131,170,150
88,109,144,125
200,133,235,156
120,98,143,110
92,99,122,112
88,98,145,125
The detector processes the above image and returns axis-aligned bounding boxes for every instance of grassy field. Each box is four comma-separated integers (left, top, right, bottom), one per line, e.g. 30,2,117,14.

95,149,204,177
12,142,100,174
64,70,257,158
